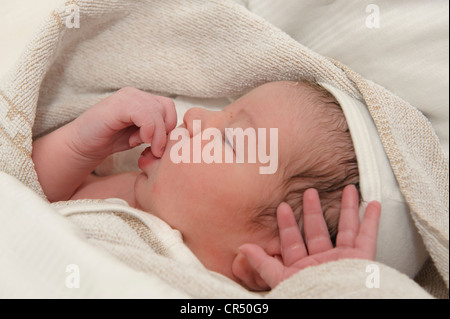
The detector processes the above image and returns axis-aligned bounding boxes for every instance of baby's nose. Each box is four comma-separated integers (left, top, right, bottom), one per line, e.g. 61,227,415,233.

183,107,220,135
184,107,203,123
183,107,204,135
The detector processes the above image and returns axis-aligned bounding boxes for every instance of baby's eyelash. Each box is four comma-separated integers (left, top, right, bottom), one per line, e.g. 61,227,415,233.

223,131,235,151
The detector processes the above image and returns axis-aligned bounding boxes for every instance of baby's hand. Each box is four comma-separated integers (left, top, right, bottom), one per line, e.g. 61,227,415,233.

238,185,381,290
68,87,177,161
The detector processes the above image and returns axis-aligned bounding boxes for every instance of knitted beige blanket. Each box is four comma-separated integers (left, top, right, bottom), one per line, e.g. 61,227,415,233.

0,0,447,298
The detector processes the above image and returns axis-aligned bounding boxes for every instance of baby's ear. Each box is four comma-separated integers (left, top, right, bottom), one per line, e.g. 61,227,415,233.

231,236,281,291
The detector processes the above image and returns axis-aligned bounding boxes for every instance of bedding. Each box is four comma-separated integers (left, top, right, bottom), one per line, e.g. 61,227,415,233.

0,0,448,298
0,0,63,79
244,0,449,158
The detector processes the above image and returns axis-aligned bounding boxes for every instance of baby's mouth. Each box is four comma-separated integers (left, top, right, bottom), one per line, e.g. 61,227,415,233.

138,146,160,169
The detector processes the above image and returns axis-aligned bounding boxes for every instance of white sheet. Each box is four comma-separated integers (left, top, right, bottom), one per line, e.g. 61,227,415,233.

0,172,191,298
0,0,63,79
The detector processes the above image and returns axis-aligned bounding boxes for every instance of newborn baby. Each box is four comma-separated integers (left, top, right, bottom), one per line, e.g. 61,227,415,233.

32,81,381,291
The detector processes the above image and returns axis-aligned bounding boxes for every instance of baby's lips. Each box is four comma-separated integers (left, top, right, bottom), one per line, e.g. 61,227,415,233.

141,146,154,158
138,146,160,169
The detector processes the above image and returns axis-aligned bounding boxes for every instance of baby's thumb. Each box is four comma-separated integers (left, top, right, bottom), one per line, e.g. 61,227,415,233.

237,244,284,290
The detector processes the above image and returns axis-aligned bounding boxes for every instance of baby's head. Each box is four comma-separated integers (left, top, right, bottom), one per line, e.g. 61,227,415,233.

134,81,359,290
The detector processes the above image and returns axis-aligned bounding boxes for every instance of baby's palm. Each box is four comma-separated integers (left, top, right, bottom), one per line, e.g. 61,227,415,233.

239,185,381,289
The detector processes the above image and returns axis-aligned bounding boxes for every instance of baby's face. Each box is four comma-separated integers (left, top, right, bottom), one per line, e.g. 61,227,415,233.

134,82,306,283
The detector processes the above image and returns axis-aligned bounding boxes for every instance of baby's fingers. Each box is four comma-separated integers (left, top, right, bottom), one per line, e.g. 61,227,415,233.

238,244,284,290
142,114,167,158
128,113,167,158
355,201,381,259
336,185,360,248
277,202,307,266
153,96,178,133
303,189,333,255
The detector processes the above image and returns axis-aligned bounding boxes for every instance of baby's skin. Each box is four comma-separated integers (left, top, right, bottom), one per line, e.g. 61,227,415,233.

32,83,381,290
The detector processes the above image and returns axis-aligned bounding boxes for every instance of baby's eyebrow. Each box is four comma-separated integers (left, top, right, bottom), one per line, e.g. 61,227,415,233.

223,103,255,128
235,108,255,128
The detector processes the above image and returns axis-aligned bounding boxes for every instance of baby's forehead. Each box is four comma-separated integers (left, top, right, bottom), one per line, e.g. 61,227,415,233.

244,81,312,112
240,82,311,129
238,83,311,173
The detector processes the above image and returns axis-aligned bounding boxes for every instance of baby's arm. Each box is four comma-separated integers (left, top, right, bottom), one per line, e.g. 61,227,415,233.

236,185,381,290
32,87,176,202
32,121,104,202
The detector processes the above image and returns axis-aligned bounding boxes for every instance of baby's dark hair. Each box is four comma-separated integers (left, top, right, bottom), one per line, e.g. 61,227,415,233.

253,80,360,240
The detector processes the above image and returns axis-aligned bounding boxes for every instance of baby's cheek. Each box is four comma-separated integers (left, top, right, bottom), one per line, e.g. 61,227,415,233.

155,170,178,193
157,167,200,203
147,177,162,198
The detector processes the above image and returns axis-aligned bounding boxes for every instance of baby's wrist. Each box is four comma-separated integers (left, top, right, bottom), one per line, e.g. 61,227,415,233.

64,120,107,166
32,121,104,202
